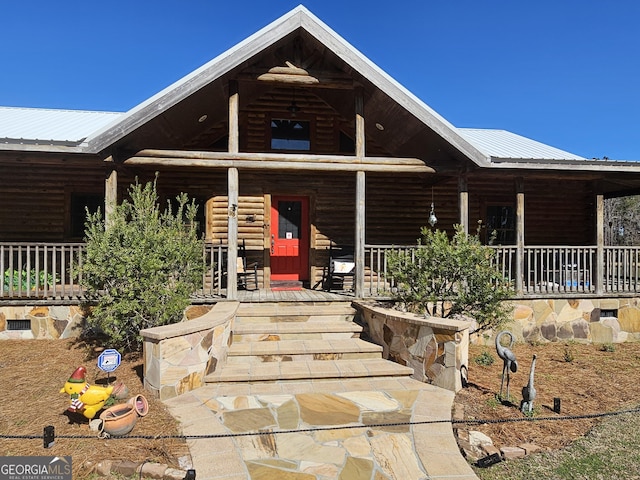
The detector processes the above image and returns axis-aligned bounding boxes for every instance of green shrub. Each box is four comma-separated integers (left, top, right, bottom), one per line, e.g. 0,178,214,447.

80,177,203,352
600,343,616,353
3,269,58,290
473,350,496,367
386,224,514,334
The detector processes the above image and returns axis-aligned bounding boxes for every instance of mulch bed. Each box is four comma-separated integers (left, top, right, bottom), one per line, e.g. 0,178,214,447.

456,341,640,451
0,340,189,479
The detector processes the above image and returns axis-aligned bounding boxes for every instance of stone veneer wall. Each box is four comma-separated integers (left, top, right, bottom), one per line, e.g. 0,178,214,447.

354,302,472,393
0,305,86,339
476,297,640,345
140,302,238,400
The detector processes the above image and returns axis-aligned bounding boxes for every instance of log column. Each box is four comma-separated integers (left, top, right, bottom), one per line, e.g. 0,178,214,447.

105,159,117,229
355,87,366,298
596,193,604,295
458,174,469,234
227,81,239,299
515,178,525,295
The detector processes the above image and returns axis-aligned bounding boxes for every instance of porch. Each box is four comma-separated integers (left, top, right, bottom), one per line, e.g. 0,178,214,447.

2,241,640,302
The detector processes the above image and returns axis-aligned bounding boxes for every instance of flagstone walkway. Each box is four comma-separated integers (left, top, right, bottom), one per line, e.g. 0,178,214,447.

164,377,478,480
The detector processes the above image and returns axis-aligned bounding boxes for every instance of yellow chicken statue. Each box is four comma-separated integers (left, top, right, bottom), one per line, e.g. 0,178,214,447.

60,366,114,419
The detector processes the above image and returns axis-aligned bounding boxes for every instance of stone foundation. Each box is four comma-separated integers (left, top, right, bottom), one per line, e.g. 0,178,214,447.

140,302,237,400
0,305,86,339
354,301,472,392
476,297,640,345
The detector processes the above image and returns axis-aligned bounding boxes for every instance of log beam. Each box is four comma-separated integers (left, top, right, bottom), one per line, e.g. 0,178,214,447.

125,150,434,173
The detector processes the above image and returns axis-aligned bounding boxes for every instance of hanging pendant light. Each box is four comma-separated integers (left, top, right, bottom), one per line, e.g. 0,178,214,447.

428,187,437,227
287,88,300,116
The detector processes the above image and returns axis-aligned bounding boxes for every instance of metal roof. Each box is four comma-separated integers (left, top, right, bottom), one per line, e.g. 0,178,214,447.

0,106,123,146
457,128,585,161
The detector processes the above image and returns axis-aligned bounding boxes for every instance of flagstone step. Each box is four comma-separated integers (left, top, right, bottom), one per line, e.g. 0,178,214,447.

204,358,414,383
226,338,382,364
232,320,363,342
236,301,357,324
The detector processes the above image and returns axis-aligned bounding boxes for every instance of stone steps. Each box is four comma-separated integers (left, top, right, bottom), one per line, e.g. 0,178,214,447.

204,358,414,383
226,338,382,364
232,320,363,342
205,300,415,384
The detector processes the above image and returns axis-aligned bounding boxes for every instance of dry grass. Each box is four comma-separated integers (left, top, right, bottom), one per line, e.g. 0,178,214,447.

0,340,189,479
458,341,640,451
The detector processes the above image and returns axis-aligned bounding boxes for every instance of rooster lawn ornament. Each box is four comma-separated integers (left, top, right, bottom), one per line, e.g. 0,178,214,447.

60,366,114,419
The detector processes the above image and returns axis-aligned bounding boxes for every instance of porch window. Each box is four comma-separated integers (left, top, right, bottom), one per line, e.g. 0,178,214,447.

486,205,516,245
70,194,103,239
271,119,310,151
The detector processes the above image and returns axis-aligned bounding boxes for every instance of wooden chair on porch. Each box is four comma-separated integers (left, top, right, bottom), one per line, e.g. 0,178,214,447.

237,239,259,291
327,245,355,292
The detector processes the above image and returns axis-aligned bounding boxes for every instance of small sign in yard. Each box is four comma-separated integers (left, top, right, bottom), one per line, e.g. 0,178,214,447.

97,348,121,373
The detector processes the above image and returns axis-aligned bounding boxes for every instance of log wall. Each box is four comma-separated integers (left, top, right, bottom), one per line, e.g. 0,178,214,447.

0,153,105,242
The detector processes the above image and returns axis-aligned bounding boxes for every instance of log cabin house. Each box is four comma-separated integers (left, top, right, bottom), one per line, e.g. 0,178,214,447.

2,6,640,336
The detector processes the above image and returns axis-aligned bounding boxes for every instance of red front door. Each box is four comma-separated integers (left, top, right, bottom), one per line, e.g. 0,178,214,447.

270,196,309,281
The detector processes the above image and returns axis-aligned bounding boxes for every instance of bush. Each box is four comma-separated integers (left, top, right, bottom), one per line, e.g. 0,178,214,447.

80,177,203,352
3,269,58,290
386,224,514,334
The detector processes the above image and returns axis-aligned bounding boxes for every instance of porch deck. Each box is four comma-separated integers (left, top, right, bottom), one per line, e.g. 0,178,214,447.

193,287,356,303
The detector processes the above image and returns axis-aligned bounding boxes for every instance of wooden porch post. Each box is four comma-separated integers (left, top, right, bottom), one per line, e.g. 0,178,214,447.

596,193,604,295
458,175,469,234
105,160,117,229
515,178,525,295
227,81,239,299
354,87,366,298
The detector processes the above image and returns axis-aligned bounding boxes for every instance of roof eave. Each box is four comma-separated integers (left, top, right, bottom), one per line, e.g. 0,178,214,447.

489,157,640,172
0,142,86,154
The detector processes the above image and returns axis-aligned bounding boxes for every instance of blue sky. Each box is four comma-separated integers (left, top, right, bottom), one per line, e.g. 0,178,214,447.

1,1,638,160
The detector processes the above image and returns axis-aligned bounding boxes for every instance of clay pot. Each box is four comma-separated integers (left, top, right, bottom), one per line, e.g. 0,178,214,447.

127,394,149,417
99,404,138,436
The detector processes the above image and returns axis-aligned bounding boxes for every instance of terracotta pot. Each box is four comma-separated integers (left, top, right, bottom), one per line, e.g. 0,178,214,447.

127,394,149,417
99,404,138,436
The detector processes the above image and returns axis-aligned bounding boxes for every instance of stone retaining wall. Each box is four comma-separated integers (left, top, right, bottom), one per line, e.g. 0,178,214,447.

354,301,472,392
482,297,640,345
0,305,85,339
140,302,237,400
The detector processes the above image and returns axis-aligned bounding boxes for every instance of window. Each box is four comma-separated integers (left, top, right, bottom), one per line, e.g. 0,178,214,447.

271,119,310,151
277,201,302,239
70,194,103,239
486,205,515,245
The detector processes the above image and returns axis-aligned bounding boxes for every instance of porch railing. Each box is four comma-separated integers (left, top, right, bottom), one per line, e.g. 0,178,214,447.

363,244,640,297
3,242,640,300
0,241,229,301
0,242,85,299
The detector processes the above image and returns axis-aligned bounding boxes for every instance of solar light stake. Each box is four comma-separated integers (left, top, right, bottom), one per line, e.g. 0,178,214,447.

44,425,55,448
553,397,561,414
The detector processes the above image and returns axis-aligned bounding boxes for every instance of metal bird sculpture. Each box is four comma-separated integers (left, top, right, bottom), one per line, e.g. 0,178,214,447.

495,331,518,401
521,354,537,414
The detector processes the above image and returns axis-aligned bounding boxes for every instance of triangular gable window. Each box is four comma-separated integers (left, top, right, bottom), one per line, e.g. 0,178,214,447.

271,119,310,151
